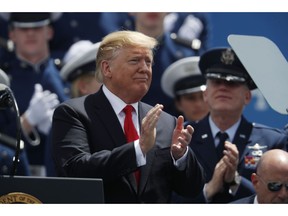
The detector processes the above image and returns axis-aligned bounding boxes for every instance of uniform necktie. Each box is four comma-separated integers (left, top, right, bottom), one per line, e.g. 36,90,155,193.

216,132,229,159
123,105,140,185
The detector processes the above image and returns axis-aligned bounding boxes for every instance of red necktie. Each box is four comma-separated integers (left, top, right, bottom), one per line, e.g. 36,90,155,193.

123,105,140,185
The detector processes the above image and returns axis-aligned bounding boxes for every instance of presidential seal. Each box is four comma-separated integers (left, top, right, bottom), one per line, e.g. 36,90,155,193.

0,192,42,204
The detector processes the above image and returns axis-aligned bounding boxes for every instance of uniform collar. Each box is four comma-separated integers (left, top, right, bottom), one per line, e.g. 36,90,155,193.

17,55,50,72
209,115,241,141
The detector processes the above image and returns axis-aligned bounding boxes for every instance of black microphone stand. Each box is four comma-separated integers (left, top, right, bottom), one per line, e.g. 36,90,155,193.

0,84,21,176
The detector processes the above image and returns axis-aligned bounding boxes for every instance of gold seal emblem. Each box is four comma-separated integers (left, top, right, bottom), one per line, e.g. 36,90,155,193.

0,192,42,204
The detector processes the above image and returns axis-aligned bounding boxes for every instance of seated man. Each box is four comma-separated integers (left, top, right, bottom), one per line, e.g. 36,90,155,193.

232,149,288,204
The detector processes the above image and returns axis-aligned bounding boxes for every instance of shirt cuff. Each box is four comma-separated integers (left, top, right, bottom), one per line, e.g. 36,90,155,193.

203,184,210,203
171,146,188,171
134,139,146,167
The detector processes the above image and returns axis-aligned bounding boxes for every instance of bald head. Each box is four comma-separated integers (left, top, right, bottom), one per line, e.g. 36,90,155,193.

253,149,288,204
257,149,288,175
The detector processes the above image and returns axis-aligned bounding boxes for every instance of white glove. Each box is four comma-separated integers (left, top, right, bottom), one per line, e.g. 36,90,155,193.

25,83,59,128
37,110,54,135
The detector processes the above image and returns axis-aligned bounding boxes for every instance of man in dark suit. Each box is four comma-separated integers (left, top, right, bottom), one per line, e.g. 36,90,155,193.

182,47,288,203
52,30,205,203
232,149,288,204
101,12,208,117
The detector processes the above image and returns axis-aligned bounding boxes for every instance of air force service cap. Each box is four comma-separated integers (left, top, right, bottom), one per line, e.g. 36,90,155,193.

60,41,100,82
199,47,257,90
9,12,51,28
161,56,206,98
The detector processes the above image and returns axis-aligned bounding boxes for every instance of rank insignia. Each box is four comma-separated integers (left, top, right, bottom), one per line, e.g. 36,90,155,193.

221,48,234,65
245,143,267,169
247,143,267,150
244,155,260,169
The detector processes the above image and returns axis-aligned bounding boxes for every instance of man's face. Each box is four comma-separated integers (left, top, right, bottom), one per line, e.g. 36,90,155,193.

176,91,209,122
203,79,251,115
103,46,153,103
9,26,52,58
252,173,288,204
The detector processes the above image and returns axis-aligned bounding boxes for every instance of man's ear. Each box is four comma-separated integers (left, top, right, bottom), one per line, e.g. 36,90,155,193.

251,173,258,186
203,89,208,103
101,60,112,78
46,26,54,41
244,88,252,105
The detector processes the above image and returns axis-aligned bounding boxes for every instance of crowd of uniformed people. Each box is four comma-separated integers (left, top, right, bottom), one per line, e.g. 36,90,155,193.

0,12,287,204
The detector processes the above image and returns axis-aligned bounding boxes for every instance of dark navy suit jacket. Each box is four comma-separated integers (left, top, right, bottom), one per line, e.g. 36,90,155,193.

178,114,287,203
231,195,255,204
52,87,205,203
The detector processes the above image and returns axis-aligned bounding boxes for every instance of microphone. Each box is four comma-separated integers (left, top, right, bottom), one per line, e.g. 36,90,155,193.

0,83,22,176
0,83,14,108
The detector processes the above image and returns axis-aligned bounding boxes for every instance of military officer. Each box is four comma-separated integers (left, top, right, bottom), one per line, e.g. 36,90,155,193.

60,40,102,98
0,68,30,176
0,13,69,176
161,56,209,122
183,47,288,203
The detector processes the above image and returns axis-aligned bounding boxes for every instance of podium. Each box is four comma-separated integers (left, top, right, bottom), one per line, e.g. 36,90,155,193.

0,175,104,204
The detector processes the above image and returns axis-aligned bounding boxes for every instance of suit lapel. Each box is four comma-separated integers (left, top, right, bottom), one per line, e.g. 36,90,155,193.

92,89,138,192
92,88,127,148
137,103,154,195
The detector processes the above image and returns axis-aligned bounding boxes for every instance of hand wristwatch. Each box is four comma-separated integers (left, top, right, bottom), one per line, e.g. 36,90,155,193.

227,171,241,186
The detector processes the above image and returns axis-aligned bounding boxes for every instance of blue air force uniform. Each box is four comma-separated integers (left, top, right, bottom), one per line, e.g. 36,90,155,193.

0,144,30,176
186,115,287,202
0,56,69,167
182,47,288,203
0,13,70,173
0,68,30,176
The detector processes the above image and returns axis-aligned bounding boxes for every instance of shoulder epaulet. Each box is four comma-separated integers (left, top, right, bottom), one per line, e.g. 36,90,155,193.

252,122,284,133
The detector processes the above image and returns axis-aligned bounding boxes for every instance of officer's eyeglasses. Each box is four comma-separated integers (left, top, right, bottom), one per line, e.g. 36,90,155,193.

257,174,288,192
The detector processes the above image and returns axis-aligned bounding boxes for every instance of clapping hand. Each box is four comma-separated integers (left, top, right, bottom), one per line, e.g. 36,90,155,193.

139,104,163,154
24,83,59,134
171,116,194,160
223,141,239,183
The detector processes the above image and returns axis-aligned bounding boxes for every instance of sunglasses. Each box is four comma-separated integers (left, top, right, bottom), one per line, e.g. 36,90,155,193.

257,174,288,192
